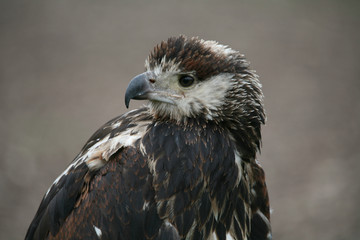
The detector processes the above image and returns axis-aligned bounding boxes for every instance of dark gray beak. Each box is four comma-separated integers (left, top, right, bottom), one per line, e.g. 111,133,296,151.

125,72,154,108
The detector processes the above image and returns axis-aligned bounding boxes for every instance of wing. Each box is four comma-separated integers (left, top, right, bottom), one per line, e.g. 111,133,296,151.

47,147,161,239
249,161,272,240
25,161,89,240
25,108,165,240
27,147,170,240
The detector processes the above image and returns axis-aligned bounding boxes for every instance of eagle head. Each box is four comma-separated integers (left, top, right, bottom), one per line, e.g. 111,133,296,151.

125,36,265,156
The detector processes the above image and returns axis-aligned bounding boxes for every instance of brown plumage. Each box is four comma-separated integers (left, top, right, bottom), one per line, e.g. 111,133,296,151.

26,36,271,240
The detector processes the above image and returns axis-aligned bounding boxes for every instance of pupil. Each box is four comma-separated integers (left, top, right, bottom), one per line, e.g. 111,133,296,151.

180,76,194,87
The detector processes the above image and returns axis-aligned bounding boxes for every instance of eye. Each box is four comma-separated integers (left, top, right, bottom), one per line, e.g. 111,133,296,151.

179,75,195,87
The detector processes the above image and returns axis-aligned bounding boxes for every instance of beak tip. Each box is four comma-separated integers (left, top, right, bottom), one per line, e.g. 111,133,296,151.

125,95,130,109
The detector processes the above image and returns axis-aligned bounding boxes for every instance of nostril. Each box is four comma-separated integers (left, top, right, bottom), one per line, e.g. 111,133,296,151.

149,79,156,84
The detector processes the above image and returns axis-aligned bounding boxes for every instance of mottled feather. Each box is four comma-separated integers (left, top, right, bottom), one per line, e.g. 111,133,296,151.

26,36,271,240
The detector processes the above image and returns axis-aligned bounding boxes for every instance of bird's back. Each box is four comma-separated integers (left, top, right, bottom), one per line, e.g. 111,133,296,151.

26,108,271,239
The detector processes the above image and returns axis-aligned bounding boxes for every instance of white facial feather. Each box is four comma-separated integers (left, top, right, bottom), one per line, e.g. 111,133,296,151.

180,73,235,119
149,73,235,121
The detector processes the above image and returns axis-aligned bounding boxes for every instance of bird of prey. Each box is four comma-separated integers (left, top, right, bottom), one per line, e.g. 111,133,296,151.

26,36,271,240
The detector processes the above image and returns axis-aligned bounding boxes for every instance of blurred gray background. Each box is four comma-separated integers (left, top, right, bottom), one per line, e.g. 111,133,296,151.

1,0,359,239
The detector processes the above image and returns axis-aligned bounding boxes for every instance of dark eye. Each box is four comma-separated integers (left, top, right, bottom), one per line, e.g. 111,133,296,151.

179,75,195,87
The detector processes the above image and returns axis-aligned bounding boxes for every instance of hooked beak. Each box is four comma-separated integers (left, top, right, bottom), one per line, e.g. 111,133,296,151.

125,72,155,108
125,72,178,108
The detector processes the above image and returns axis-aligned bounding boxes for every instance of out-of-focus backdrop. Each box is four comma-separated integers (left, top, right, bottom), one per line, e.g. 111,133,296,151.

1,0,359,239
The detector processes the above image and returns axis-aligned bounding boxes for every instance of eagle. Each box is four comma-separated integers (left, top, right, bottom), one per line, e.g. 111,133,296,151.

25,36,271,240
